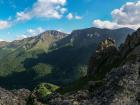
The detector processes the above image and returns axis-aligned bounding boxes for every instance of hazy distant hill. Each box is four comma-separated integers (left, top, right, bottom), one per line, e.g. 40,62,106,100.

0,27,134,89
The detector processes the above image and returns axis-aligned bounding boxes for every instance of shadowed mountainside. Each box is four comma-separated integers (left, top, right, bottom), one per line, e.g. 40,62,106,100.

0,27,134,89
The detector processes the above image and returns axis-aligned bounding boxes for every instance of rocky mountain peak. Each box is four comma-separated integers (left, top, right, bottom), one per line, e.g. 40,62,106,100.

0,41,8,48
40,30,67,39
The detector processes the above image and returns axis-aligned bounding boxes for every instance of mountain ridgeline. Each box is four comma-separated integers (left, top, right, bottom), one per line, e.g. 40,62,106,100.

0,27,134,89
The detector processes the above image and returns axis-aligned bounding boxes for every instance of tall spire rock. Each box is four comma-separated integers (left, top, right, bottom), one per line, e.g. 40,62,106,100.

88,38,119,77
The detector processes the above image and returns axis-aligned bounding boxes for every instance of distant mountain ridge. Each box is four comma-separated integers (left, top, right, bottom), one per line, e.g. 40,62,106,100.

0,30,67,59
54,27,134,49
0,27,134,89
4,30,67,50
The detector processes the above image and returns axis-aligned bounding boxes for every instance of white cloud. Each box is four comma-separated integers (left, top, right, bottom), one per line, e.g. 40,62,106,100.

16,0,67,21
0,39,4,41
16,35,28,40
75,16,82,20
66,13,82,20
0,0,68,30
93,19,119,29
112,1,140,25
66,13,73,20
56,28,70,33
27,27,45,36
0,0,82,30
0,20,11,29
0,38,11,42
16,12,31,21
93,0,140,30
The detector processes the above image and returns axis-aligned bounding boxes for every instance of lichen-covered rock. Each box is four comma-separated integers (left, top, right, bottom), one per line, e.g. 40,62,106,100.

47,90,90,105
91,63,140,105
96,38,116,53
0,88,30,105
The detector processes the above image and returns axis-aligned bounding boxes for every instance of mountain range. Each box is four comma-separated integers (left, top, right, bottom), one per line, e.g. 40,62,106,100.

0,27,140,105
0,27,134,89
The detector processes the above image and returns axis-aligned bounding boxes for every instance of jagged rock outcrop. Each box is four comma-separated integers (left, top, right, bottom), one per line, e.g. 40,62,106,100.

120,28,140,63
88,38,120,77
96,38,116,52
0,87,30,105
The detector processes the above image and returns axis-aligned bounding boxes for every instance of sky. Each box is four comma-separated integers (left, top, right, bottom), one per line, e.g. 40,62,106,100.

0,0,139,41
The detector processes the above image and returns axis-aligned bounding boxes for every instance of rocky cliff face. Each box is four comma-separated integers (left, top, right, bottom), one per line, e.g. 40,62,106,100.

88,38,119,77
46,28,140,105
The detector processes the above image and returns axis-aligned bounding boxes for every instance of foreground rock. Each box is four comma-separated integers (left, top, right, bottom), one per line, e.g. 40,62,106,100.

47,90,90,105
91,63,140,105
0,88,30,105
